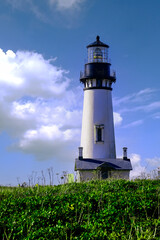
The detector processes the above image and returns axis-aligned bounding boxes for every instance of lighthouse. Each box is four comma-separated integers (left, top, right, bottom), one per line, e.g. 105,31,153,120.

75,36,132,181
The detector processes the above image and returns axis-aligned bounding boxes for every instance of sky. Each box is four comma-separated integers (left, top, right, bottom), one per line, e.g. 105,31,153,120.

0,0,160,185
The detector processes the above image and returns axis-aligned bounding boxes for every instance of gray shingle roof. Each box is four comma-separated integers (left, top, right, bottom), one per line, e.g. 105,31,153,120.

75,158,132,171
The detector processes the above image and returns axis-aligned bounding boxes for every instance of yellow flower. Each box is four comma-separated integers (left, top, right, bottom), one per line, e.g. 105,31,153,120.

70,204,74,210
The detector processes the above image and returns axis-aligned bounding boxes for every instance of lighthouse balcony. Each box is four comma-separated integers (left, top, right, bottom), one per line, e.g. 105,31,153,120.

80,64,116,83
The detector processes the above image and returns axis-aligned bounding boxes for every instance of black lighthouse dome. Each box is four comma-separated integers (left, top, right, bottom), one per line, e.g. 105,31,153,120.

87,35,109,63
80,36,116,90
87,35,109,48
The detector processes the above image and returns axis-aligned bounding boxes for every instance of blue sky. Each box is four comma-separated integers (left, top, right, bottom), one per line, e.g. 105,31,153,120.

0,0,160,185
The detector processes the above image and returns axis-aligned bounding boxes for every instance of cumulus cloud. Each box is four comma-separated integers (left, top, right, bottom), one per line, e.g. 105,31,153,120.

0,48,82,161
0,48,124,162
146,157,160,168
113,112,123,126
1,48,159,166
130,153,146,179
0,49,69,101
16,125,80,161
130,154,160,179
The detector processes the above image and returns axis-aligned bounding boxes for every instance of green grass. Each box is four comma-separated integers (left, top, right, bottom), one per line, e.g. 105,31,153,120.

0,179,160,239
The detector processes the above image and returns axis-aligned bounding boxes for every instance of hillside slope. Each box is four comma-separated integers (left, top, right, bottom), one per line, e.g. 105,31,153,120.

0,179,160,239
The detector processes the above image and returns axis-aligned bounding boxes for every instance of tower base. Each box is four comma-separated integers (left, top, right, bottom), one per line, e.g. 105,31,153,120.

75,158,132,182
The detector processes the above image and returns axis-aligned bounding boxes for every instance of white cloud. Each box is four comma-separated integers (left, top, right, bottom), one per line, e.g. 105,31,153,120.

113,88,160,129
113,88,157,107
130,154,160,179
113,112,123,126
1,48,159,166
119,101,160,114
114,88,160,115
145,101,160,112
136,88,155,96
153,112,160,119
49,0,85,10
146,157,160,168
0,48,82,161
7,0,86,10
0,49,70,102
123,119,144,128
130,153,146,179
6,0,86,20
6,0,88,27
16,124,81,161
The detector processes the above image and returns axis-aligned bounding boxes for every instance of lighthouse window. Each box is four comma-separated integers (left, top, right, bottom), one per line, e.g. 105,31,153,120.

93,48,103,62
88,47,108,63
95,124,104,142
97,128,102,141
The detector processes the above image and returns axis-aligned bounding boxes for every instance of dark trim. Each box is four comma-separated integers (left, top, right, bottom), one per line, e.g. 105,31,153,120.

80,62,116,82
76,169,97,172
87,43,109,48
123,158,131,162
84,62,111,66
84,87,112,91
75,168,132,171
87,36,109,48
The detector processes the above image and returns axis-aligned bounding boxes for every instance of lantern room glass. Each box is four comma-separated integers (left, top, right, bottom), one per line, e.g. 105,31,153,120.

88,46,108,63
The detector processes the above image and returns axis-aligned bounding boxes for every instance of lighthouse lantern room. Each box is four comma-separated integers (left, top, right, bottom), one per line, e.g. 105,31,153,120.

75,36,132,181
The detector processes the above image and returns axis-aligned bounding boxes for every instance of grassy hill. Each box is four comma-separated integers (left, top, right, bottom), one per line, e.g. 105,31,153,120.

0,179,160,239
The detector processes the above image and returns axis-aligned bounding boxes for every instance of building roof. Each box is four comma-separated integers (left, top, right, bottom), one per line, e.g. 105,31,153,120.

87,35,109,48
75,158,132,171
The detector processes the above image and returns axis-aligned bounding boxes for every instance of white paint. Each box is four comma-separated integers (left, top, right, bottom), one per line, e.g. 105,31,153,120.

92,79,96,87
123,147,128,158
81,88,116,159
102,79,106,87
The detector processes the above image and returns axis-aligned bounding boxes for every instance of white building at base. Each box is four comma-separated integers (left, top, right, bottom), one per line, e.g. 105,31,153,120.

75,36,132,182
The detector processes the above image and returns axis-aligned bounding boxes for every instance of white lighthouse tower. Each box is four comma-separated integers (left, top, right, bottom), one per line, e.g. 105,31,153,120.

81,36,116,160
75,36,132,181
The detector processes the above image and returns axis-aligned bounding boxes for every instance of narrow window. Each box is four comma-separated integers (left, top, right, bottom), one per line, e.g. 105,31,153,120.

94,124,104,143
97,128,102,141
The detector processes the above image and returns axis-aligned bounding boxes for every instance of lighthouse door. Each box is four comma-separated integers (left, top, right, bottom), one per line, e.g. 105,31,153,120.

101,169,108,179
